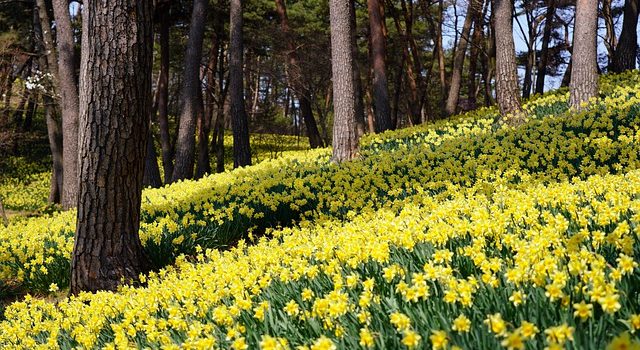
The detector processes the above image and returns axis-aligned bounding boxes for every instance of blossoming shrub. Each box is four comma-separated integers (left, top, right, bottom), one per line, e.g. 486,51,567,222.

0,169,638,349
2,72,640,294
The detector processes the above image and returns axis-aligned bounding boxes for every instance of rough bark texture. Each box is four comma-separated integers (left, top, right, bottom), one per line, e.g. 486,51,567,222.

51,0,80,209
569,0,598,109
71,0,153,294
612,0,639,73
445,0,477,115
366,0,393,132
156,8,173,184
330,0,360,162
275,0,325,147
535,0,556,95
230,0,252,167
172,0,208,182
493,0,523,122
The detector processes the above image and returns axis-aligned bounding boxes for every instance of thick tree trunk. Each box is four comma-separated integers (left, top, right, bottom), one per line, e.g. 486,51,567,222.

330,0,360,162
612,0,639,73
230,0,252,167
156,8,173,185
274,0,325,147
493,0,523,123
570,0,598,109
445,0,477,115
71,0,153,294
366,0,393,132
172,0,208,182
51,0,80,209
535,0,556,95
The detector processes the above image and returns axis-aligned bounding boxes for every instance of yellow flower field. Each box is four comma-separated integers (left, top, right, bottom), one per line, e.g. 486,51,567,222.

0,71,639,349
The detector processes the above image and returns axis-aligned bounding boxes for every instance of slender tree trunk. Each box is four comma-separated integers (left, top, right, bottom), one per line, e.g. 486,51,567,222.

602,0,617,68
230,0,252,167
156,8,173,185
467,0,485,109
445,0,478,115
493,0,523,123
22,94,36,131
351,0,367,136
172,0,208,181
437,0,447,105
51,0,80,209
392,54,404,128
275,0,325,147
535,0,556,95
199,30,221,178
71,0,153,294
33,1,63,205
570,0,598,109
367,0,393,132
330,0,360,162
612,0,639,72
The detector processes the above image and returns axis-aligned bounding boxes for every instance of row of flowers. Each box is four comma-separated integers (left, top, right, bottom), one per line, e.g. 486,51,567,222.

0,166,638,349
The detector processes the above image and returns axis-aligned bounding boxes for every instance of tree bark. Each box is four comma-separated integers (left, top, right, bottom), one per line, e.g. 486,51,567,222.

366,0,393,132
275,0,325,147
51,0,80,209
351,0,367,136
143,130,162,188
467,0,485,109
330,0,360,162
230,0,252,167
493,0,523,122
172,0,208,182
602,0,617,68
71,0,153,294
445,0,478,115
437,0,447,105
612,0,639,72
569,0,598,109
535,0,556,95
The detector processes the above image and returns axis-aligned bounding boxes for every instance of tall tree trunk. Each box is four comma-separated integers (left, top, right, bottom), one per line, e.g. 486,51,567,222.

570,0,598,109
437,0,447,106
445,0,477,115
51,0,80,209
172,0,208,181
275,0,325,147
602,0,617,68
535,0,556,95
71,0,153,294
467,0,485,109
367,0,393,132
230,0,252,167
33,1,63,205
612,0,639,72
493,0,523,123
330,0,360,162
198,30,221,178
156,8,173,184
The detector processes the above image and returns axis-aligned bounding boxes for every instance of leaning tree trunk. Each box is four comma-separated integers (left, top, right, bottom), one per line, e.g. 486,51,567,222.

366,0,393,132
570,0,598,109
229,0,252,167
51,0,80,209
172,0,208,182
330,0,360,162
612,0,639,73
275,0,325,147
445,0,478,115
493,0,523,124
71,0,153,294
